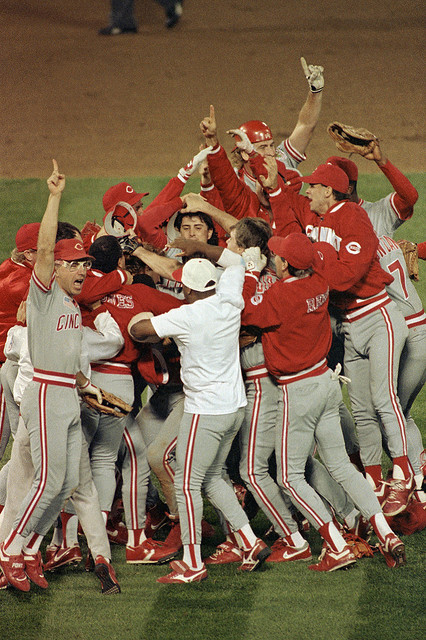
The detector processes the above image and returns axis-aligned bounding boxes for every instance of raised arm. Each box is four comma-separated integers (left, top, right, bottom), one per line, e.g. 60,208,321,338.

34,160,66,287
287,58,324,156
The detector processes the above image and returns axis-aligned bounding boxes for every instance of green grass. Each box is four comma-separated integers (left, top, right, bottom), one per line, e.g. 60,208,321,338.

0,174,425,640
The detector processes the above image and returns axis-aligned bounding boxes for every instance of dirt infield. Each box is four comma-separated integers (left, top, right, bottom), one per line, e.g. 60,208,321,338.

1,0,425,178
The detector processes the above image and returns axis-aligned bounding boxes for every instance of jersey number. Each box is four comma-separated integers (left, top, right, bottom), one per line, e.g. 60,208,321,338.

388,260,409,300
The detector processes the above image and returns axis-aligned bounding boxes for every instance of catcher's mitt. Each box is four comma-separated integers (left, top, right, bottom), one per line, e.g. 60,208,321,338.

83,388,133,418
397,239,419,281
343,533,374,559
327,122,378,155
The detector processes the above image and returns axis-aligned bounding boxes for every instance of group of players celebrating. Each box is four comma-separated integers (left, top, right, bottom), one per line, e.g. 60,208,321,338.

0,57,424,592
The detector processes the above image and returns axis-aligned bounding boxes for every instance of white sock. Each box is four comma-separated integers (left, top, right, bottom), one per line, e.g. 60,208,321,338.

4,532,26,556
127,529,146,547
22,532,44,555
287,531,306,548
183,544,202,569
235,524,257,550
392,465,405,481
370,513,393,543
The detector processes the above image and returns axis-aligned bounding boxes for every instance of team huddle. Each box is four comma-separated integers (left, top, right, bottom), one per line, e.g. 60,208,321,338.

0,58,424,592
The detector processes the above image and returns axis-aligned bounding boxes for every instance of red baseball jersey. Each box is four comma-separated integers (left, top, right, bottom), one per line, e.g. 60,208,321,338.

242,270,332,378
269,188,393,311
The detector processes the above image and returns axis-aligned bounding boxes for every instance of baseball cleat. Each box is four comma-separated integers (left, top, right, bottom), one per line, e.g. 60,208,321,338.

24,551,48,589
345,514,372,542
94,556,121,595
163,521,183,551
382,477,415,517
0,572,8,589
238,538,271,572
378,533,406,568
0,543,30,592
266,539,312,563
205,541,243,565
308,545,356,572
106,521,128,546
157,560,207,584
145,502,169,537
43,543,82,572
126,538,179,564
44,544,60,566
373,481,391,507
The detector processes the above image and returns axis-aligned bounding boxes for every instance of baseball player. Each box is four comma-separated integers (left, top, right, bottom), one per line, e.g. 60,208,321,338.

242,232,407,571
81,235,183,564
129,258,272,583
170,222,364,564
0,161,118,593
326,153,425,503
99,0,182,34
262,160,415,517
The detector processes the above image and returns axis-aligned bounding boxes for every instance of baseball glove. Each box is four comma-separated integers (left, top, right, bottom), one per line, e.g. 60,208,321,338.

327,122,378,155
117,234,141,255
343,533,374,559
83,388,133,418
397,239,419,281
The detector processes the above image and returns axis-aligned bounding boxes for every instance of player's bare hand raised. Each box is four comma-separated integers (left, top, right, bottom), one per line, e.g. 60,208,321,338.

200,105,218,146
258,155,278,191
47,159,65,196
181,192,208,213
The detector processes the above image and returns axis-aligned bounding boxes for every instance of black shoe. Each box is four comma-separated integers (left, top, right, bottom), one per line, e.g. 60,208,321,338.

165,2,183,29
98,25,138,36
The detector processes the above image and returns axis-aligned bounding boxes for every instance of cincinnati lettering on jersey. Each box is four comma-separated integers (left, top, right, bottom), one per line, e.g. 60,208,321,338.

56,313,81,331
102,293,135,309
305,225,342,250
377,235,400,258
306,289,329,313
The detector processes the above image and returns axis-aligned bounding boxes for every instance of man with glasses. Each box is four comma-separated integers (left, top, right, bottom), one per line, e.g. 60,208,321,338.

0,161,119,593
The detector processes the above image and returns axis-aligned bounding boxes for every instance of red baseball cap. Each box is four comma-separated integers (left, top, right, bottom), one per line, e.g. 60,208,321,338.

326,156,358,182
268,233,316,270
15,223,40,252
301,164,349,193
54,239,92,262
102,182,148,214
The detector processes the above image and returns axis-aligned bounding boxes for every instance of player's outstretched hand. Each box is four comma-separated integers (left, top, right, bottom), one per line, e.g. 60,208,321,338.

226,128,254,155
168,237,205,257
47,159,65,195
181,192,208,213
258,156,278,191
178,146,213,181
200,105,218,144
300,57,324,93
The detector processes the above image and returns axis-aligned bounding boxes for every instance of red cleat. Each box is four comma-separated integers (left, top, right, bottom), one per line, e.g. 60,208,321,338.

43,543,82,572
126,538,179,564
377,533,406,568
238,539,271,572
266,539,312,563
94,556,121,595
106,521,128,545
0,543,30,592
308,546,356,572
24,551,48,588
157,560,207,584
382,478,415,517
205,541,243,565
